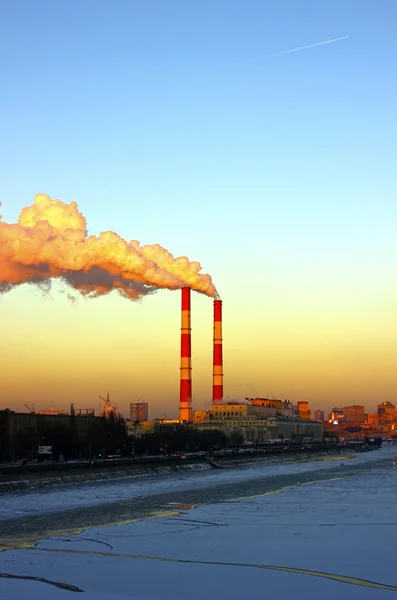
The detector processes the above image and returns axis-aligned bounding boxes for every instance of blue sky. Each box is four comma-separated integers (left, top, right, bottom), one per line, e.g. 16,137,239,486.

0,0,396,415
1,1,395,256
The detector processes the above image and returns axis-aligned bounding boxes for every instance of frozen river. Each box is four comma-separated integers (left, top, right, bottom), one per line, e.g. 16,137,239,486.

0,446,396,598
0,447,394,552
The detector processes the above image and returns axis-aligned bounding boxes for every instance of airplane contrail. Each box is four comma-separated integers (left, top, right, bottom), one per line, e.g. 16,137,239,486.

258,35,350,60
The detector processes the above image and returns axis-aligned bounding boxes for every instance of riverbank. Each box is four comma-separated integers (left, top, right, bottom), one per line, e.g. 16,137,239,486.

0,460,212,493
0,446,351,492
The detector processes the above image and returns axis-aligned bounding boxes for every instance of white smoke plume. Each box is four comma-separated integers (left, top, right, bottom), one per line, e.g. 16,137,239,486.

0,194,217,300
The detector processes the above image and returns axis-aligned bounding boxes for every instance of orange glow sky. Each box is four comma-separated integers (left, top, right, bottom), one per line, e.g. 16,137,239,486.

1,267,395,418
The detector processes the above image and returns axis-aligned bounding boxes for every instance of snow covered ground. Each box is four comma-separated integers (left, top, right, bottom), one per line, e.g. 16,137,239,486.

0,448,388,521
0,447,396,599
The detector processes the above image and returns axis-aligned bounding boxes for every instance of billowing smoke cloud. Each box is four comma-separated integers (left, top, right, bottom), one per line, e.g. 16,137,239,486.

0,194,217,300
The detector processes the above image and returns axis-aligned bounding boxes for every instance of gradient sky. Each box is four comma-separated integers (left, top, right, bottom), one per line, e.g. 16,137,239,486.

0,0,396,418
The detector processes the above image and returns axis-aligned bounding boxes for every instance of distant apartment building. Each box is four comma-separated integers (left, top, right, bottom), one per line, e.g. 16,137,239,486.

314,409,324,422
377,402,396,424
130,402,148,422
366,413,379,427
297,401,312,421
344,405,365,424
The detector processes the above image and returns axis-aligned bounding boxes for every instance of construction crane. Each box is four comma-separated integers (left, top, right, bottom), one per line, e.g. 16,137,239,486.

99,393,117,418
24,403,35,414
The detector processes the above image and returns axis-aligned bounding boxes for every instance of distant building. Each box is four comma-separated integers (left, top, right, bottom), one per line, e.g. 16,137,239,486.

194,402,322,444
367,413,380,427
328,408,345,424
71,408,95,417
297,401,312,421
377,402,396,424
314,409,324,422
130,402,148,422
127,418,184,436
344,405,365,424
194,402,277,425
99,394,118,419
248,398,296,418
35,406,68,415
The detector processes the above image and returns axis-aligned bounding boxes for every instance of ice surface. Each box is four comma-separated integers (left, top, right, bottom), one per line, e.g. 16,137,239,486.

0,448,389,520
0,447,396,599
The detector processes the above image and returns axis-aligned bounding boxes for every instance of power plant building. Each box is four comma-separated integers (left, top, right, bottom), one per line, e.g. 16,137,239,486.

175,287,323,444
194,401,277,424
194,401,322,445
249,398,296,419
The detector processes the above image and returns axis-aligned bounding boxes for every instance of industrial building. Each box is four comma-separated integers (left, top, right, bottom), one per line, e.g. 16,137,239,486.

249,398,296,419
193,399,322,443
175,287,324,442
194,401,277,425
194,401,322,445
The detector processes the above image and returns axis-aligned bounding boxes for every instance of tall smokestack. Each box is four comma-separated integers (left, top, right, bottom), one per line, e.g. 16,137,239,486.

212,299,223,403
179,287,192,422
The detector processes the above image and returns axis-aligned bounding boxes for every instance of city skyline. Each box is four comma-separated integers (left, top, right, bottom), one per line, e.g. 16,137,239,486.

0,1,396,417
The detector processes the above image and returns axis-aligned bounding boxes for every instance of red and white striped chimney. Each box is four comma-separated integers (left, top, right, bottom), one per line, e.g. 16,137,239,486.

179,287,192,422
212,299,223,403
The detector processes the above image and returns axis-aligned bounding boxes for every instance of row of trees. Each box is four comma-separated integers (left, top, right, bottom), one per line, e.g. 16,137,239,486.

0,412,130,462
0,410,242,462
131,428,243,456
